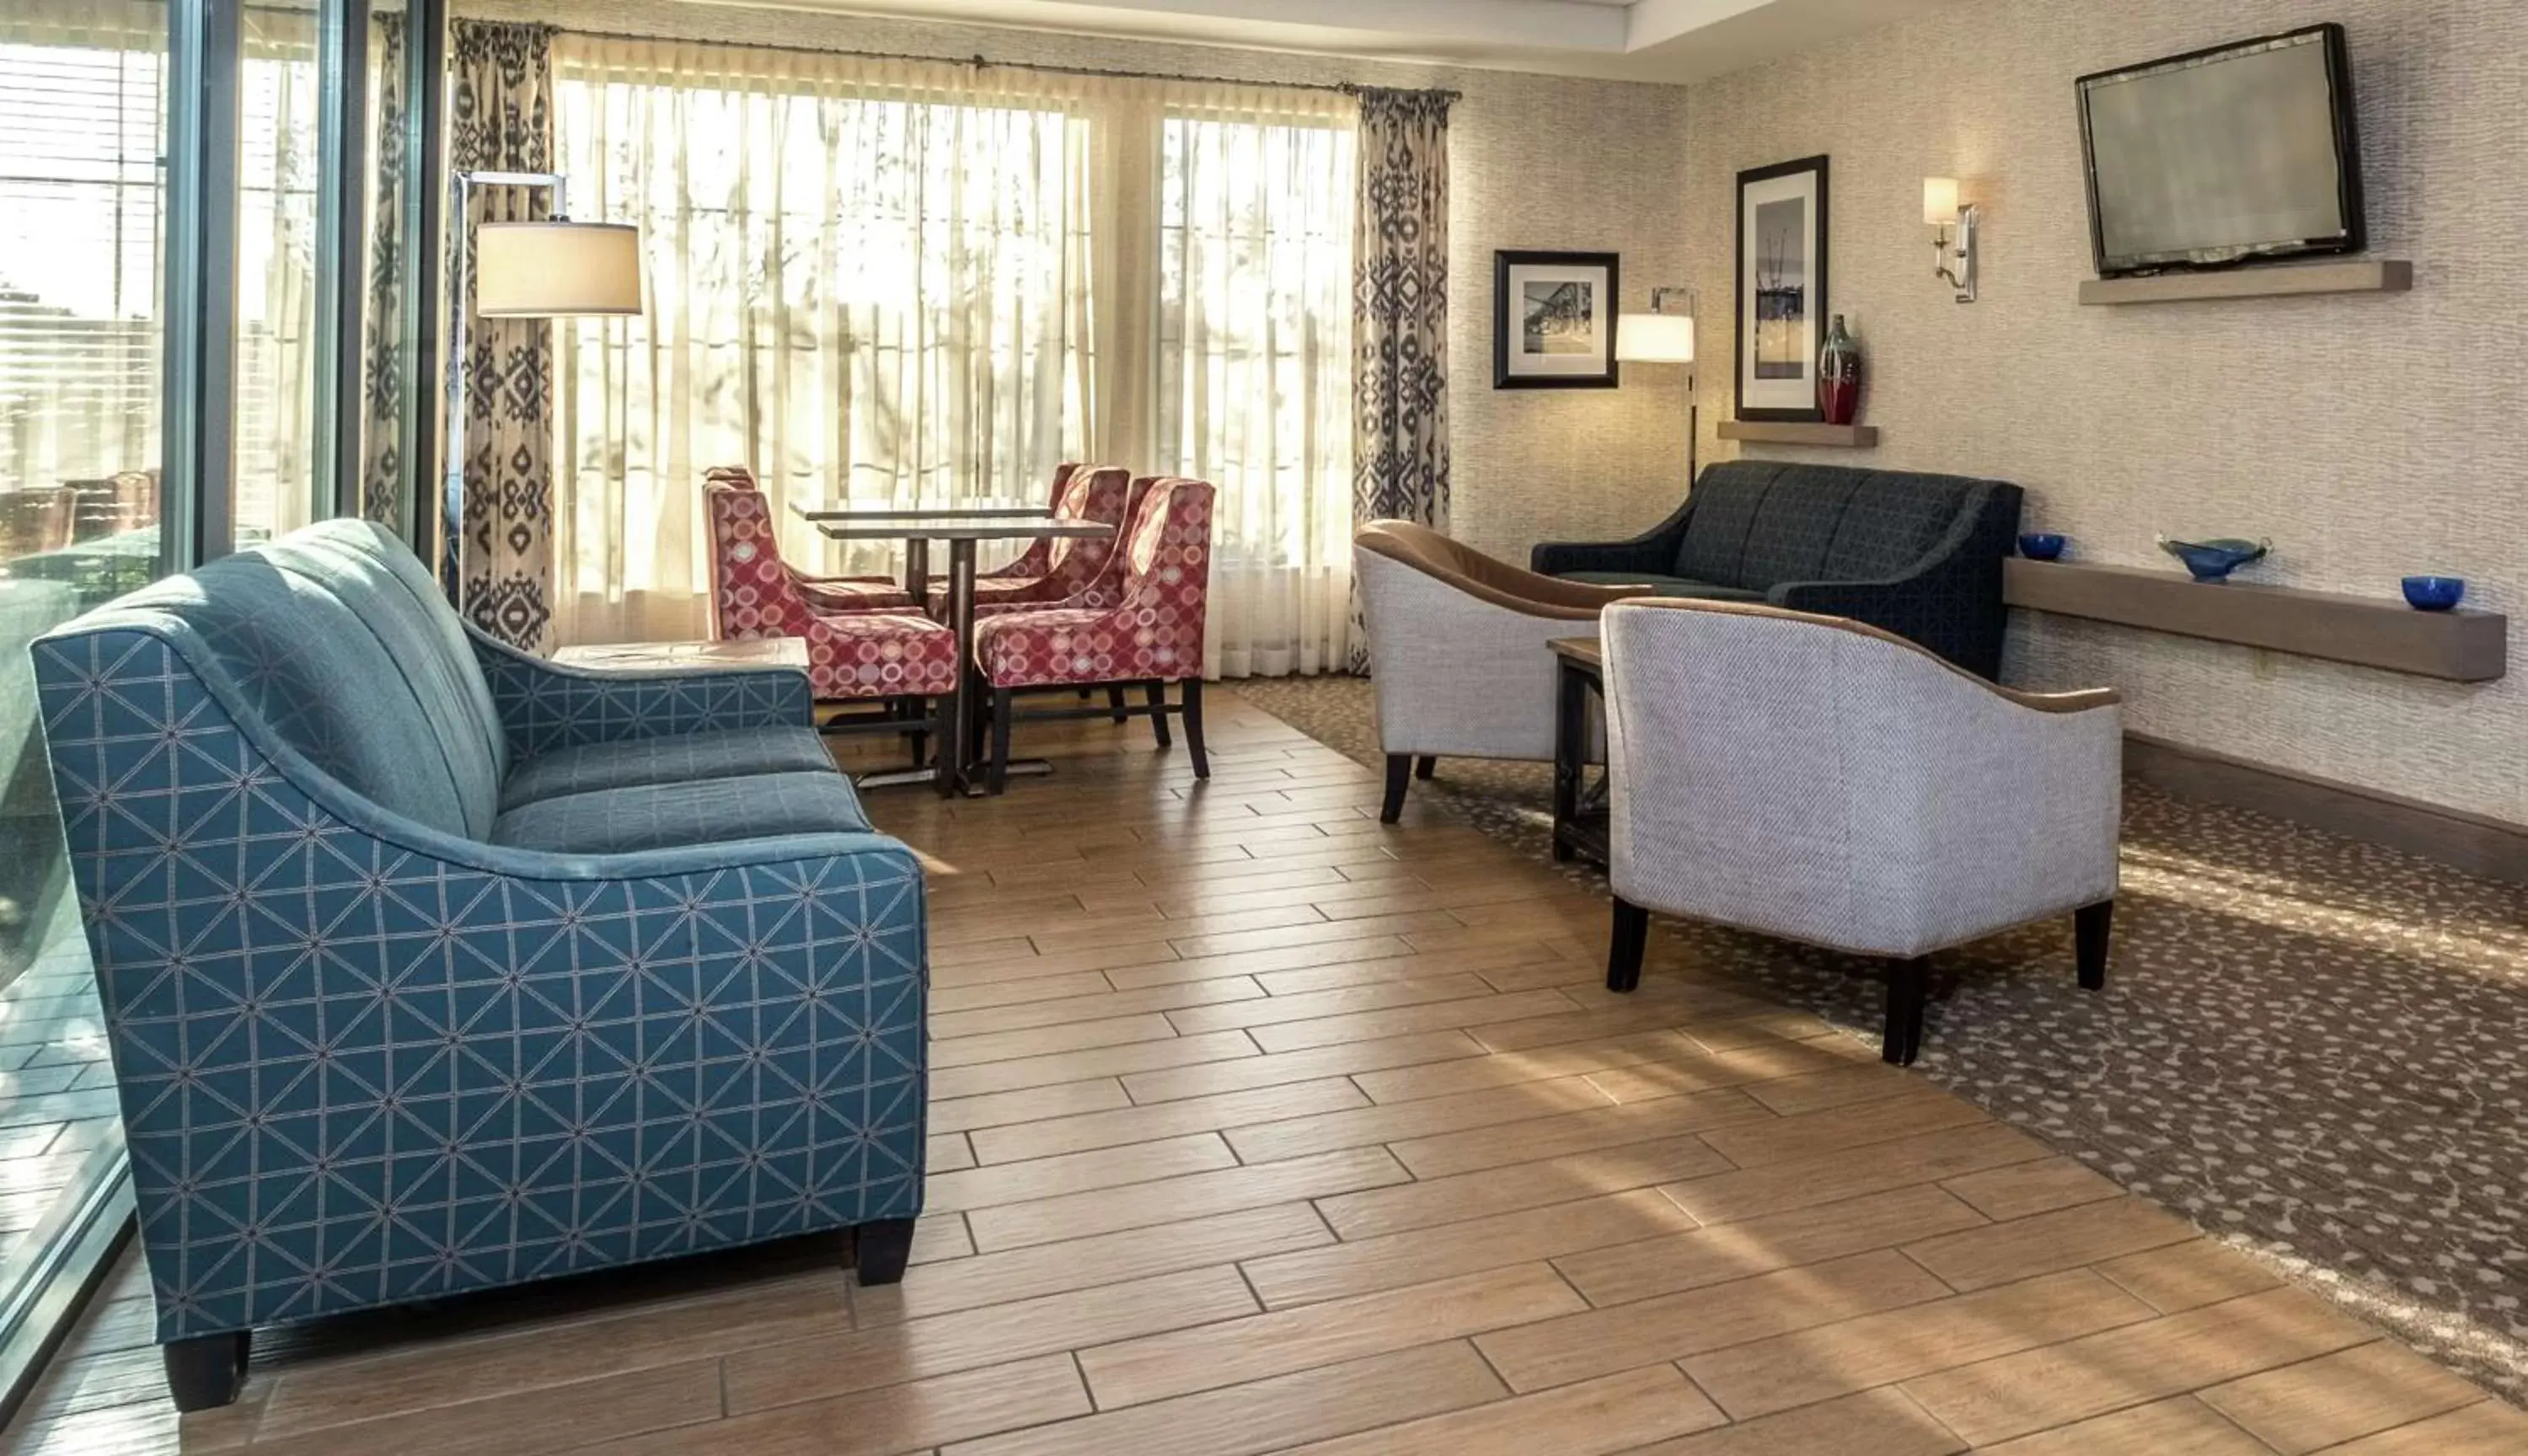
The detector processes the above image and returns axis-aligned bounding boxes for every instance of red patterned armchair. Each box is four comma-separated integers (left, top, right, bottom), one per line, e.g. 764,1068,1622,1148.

702,467,914,613
704,483,957,723
924,465,1133,619
970,477,1214,791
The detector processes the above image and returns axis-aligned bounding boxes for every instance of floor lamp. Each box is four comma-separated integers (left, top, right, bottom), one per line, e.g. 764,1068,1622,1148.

442,170,642,609
1616,289,1698,491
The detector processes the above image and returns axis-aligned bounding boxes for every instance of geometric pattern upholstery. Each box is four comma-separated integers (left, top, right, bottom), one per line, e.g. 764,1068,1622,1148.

974,479,1213,689
29,520,927,1346
704,484,958,700
940,465,1133,618
702,464,905,605
1529,461,2024,680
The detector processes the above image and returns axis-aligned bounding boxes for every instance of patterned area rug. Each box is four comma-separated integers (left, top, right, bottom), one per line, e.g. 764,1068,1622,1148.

1234,673,2528,1404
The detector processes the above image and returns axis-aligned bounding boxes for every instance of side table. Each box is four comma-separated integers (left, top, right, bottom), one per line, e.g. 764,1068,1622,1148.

1548,636,1609,869
553,638,811,673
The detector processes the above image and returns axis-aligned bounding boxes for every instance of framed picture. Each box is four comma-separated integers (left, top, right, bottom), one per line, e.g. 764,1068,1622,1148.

1735,155,1829,421
1493,250,1620,389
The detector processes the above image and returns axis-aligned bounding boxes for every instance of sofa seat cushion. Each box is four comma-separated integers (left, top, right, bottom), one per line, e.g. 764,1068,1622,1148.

1559,572,1765,602
489,770,872,856
499,726,839,814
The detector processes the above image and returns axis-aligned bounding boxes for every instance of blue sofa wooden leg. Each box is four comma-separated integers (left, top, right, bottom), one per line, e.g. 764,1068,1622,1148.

163,1330,250,1411
856,1218,917,1285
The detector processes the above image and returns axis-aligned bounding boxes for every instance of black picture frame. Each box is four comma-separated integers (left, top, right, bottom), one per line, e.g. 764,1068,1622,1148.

1492,250,1620,390
1734,155,1829,423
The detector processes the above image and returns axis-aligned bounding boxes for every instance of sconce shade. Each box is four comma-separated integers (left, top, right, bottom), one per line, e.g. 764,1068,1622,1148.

1923,177,1962,227
1615,313,1695,365
474,222,643,317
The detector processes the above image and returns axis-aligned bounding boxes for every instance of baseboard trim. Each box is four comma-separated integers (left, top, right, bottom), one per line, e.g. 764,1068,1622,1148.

2124,732,2528,886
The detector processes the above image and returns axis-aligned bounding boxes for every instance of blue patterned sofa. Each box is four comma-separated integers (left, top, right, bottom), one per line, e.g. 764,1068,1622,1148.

28,520,927,1410
1530,462,2024,679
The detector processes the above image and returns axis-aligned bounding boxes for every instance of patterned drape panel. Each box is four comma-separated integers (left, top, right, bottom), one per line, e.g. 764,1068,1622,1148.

1348,87,1451,673
358,12,406,528
448,19,557,652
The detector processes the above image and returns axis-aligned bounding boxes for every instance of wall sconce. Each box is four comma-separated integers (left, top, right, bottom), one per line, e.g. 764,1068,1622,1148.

1924,177,1979,303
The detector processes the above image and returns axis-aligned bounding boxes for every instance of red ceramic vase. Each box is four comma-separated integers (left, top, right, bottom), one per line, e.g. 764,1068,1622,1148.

1817,314,1861,426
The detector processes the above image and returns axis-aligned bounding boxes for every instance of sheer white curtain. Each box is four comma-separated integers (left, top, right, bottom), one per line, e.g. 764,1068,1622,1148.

551,40,1095,643
548,37,1358,675
1159,94,1356,678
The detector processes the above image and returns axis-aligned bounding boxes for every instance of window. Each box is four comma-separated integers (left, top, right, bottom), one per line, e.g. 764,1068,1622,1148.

547,39,1358,674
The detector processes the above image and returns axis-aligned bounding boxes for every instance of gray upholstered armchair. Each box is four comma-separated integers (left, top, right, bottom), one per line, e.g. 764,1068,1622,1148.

1353,522,1647,822
1598,598,2122,1064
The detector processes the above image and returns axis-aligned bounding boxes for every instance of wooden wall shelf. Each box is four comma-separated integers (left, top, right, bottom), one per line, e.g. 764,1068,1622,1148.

1717,420,1879,448
2077,260,2413,306
2004,559,2505,682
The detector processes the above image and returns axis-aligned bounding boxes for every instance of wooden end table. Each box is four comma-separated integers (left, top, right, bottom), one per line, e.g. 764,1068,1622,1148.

1549,636,1609,869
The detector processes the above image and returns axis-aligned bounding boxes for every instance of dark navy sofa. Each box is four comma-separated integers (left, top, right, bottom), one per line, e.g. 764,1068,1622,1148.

1532,461,2024,679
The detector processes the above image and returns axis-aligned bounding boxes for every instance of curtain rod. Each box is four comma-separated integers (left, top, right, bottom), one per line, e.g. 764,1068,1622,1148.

543,24,1462,103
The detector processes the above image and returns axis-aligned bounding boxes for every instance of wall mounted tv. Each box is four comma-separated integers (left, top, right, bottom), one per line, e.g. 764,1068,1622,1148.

2076,24,2366,278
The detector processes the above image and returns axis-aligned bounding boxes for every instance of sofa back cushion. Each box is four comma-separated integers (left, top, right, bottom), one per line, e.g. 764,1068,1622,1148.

1673,462,1992,590
41,520,505,840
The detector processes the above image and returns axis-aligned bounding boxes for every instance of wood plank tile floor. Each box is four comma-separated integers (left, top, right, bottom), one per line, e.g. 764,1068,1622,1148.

6,688,2524,1455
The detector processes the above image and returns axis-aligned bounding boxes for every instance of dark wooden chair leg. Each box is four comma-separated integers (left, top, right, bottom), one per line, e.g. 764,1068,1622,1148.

1883,957,1929,1066
1106,685,1129,723
1181,677,1209,779
2075,899,2114,991
163,1330,250,1412
1414,755,1437,780
1380,753,1411,823
1145,681,1173,747
988,687,1014,795
854,1217,916,1286
902,697,929,769
1607,897,1649,993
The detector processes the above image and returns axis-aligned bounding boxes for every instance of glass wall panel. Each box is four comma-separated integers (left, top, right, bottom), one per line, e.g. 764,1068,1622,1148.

235,3,323,545
0,0,167,1300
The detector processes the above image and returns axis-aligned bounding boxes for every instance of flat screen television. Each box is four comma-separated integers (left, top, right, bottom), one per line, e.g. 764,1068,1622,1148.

2077,24,2366,277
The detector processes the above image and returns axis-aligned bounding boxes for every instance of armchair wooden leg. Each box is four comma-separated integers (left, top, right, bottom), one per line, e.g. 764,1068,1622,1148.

1883,958,1929,1066
163,1330,250,1412
1106,685,1129,723
1380,754,1412,823
1145,682,1173,747
1181,678,1209,779
1607,897,1649,993
2075,899,2114,991
988,687,1014,795
854,1217,916,1286
1414,755,1437,780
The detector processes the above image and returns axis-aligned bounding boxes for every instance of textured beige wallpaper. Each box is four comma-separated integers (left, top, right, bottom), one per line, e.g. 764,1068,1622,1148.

458,0,1695,568
1682,0,2528,827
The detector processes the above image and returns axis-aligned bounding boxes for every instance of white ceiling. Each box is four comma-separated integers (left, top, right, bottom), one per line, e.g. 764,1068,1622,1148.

756,0,1960,83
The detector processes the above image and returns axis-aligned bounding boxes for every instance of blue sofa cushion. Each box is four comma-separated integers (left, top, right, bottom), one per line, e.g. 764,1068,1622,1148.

499,726,843,813
1822,473,1972,580
73,526,503,839
490,771,875,856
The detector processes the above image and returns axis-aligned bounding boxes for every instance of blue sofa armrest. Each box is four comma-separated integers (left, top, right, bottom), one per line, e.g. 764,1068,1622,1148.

1766,488,2020,679
1529,495,1697,578
469,626,815,760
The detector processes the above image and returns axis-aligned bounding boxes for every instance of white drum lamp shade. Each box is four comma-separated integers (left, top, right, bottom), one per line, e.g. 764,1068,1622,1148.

1615,313,1695,365
474,222,643,318
1923,176,1962,227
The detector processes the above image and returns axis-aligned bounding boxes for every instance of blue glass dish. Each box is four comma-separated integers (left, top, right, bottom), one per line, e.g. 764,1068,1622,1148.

2158,536,2268,582
2017,533,2065,561
2402,575,2466,611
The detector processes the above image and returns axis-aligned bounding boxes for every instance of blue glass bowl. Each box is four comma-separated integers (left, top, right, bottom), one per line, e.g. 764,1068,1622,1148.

2402,575,2466,612
2159,536,2268,582
2017,533,2066,561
